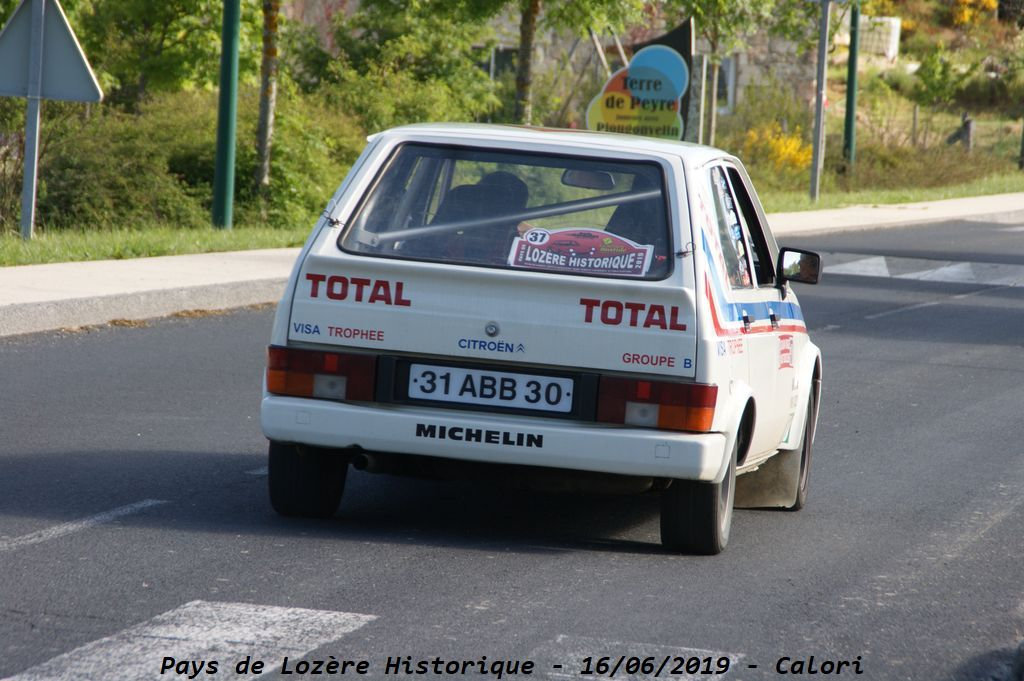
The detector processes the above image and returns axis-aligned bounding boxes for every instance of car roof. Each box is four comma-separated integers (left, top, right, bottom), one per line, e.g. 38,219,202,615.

371,123,731,166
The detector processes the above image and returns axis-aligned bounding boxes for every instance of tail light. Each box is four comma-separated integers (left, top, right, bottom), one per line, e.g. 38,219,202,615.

597,377,717,433
266,346,376,401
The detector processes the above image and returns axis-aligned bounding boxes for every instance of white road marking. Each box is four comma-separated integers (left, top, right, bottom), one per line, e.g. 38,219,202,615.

896,261,980,283
244,466,268,476
863,283,1011,320
0,500,167,553
532,634,744,680
863,300,940,320
2,600,376,681
824,252,1024,287
896,261,1024,286
826,255,891,278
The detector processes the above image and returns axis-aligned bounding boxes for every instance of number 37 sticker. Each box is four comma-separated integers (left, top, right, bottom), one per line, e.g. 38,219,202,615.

524,228,550,245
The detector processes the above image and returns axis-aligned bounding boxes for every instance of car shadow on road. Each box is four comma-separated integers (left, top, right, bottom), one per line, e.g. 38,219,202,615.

941,644,1023,681
0,448,676,556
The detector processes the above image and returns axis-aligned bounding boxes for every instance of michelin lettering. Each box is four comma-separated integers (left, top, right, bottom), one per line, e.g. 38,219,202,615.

416,423,543,448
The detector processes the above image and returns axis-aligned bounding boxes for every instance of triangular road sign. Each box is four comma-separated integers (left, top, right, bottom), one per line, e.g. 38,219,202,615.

0,0,102,102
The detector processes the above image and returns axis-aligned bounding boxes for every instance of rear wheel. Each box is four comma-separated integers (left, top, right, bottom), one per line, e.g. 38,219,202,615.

268,441,348,518
660,438,737,555
786,398,815,512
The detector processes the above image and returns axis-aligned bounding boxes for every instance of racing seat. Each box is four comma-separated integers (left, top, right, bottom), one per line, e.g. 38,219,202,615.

430,171,529,264
605,175,669,276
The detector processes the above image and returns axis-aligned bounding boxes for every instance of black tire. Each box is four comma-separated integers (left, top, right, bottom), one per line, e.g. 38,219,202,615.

268,441,348,518
786,398,815,512
660,437,737,555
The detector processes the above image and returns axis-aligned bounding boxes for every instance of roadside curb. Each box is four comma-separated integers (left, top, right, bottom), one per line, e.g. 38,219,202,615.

0,279,288,338
0,248,297,338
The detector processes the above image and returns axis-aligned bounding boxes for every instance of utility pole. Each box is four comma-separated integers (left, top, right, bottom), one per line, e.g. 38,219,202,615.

212,0,241,229
842,2,859,165
809,0,831,202
1019,118,1024,170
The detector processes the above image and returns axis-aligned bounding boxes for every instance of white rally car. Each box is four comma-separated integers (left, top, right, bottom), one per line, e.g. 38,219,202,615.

261,124,822,554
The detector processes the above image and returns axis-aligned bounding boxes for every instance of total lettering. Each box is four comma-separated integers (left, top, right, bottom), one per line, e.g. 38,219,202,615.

580,298,687,331
305,273,411,306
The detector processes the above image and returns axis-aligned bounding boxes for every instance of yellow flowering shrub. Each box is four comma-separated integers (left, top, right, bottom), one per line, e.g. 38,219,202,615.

740,123,812,173
951,0,999,26
862,0,899,15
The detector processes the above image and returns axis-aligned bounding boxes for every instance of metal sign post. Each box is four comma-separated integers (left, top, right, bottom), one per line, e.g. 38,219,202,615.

0,0,103,239
687,54,707,145
20,0,46,239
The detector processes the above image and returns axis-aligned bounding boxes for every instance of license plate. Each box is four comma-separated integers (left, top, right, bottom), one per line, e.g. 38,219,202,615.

407,363,573,413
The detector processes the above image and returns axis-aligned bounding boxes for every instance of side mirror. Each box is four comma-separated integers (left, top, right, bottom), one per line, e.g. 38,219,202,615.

777,247,821,285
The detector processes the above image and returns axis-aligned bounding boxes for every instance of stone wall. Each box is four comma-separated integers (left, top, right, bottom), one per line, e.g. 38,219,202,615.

735,32,818,107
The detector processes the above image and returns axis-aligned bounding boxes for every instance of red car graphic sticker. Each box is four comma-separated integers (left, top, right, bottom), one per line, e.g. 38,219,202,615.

508,228,654,277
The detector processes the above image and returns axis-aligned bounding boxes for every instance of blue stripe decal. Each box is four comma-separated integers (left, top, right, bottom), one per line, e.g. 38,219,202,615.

700,232,804,324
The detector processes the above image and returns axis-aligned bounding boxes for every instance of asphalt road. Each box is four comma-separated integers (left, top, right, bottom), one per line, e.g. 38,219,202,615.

2,214,1023,681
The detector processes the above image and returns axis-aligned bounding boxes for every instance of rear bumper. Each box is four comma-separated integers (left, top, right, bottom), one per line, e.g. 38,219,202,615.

261,395,729,482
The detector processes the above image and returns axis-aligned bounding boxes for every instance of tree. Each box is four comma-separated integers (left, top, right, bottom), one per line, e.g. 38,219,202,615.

514,0,541,124
665,0,776,146
440,0,643,124
510,0,645,124
320,1,500,131
76,0,261,108
913,46,973,108
255,0,280,190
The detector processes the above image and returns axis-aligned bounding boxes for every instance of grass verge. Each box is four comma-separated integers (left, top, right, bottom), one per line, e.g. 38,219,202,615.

757,171,1023,213
0,223,311,266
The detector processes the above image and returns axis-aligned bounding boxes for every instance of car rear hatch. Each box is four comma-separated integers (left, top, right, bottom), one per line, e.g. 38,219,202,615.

278,138,708,429
287,247,697,380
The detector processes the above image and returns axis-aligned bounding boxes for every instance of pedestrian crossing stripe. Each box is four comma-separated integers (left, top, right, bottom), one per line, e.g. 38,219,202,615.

1,600,375,681
824,252,1024,287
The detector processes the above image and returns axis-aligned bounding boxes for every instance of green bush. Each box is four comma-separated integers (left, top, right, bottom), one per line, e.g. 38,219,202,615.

37,97,211,229
236,83,364,226
716,77,814,190
718,77,813,148
0,98,24,228
913,47,974,107
825,141,1009,191
956,71,1009,107
879,67,918,97
10,87,363,234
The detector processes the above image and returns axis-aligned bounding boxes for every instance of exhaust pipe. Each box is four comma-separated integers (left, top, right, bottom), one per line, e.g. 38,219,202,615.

350,452,394,474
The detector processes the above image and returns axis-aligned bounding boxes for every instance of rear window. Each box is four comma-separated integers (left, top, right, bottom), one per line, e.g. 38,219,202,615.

339,143,672,279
